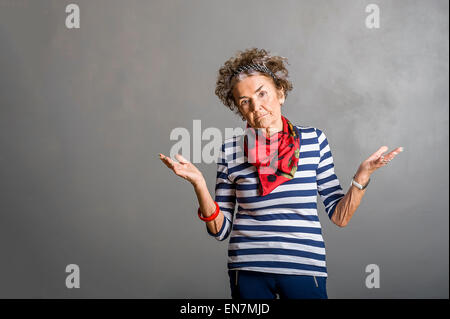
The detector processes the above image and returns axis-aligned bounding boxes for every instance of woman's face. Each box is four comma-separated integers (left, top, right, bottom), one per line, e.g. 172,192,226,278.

232,74,285,130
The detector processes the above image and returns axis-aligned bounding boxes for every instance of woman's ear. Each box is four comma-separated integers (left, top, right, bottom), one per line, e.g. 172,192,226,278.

277,89,285,106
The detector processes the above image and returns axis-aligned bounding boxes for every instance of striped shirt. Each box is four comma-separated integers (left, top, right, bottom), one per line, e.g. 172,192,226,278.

207,125,345,277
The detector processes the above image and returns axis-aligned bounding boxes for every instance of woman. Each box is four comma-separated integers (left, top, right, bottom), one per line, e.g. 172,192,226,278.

159,48,403,299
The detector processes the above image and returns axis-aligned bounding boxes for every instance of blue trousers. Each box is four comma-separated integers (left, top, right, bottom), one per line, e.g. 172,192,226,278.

228,270,328,299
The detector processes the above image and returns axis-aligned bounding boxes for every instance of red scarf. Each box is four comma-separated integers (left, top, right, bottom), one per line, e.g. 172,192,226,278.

244,115,300,196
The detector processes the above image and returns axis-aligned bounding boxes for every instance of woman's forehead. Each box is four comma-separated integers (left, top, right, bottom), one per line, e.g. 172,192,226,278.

232,74,275,94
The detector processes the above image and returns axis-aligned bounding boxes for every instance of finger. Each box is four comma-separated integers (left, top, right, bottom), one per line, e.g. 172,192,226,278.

368,146,389,162
389,146,404,157
159,153,170,164
175,153,190,164
383,146,404,161
159,153,167,164
159,154,176,169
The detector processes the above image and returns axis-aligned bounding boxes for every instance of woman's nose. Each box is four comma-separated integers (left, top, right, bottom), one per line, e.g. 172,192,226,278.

248,98,262,111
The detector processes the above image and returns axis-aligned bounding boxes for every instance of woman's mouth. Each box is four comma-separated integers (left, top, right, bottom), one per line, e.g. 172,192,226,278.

255,113,268,120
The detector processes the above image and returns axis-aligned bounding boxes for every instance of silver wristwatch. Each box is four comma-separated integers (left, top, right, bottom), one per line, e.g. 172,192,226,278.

351,175,370,190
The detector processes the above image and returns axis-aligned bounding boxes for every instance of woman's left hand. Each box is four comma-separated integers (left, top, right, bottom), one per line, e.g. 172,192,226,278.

358,146,404,176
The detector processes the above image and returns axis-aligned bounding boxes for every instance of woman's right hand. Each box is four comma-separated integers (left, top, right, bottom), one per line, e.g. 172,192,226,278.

159,153,205,187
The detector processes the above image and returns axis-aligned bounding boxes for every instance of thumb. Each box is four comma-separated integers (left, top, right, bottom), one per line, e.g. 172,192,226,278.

175,153,190,164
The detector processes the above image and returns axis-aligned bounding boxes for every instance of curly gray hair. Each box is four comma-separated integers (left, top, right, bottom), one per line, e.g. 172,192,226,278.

215,48,293,120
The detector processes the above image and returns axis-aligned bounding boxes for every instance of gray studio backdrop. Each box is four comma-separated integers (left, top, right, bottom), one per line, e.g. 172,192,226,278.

0,0,448,298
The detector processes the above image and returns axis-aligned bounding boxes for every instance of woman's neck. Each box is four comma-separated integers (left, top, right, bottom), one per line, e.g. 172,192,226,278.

264,115,283,137
247,115,284,137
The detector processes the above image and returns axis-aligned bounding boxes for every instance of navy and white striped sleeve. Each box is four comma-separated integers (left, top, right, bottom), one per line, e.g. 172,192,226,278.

206,141,236,241
316,129,345,220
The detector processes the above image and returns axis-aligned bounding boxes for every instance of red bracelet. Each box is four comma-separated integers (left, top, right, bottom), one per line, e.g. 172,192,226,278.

198,201,220,222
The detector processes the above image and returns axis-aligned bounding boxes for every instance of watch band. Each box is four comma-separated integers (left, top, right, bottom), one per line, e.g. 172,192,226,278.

351,175,370,190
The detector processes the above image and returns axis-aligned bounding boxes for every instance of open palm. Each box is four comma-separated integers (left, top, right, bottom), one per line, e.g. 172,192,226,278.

361,146,404,175
159,153,205,186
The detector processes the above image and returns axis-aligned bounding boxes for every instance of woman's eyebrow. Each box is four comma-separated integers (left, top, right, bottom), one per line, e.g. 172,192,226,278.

239,85,264,99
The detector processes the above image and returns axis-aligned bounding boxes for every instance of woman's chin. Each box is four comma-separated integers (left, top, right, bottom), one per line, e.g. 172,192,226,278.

254,116,271,126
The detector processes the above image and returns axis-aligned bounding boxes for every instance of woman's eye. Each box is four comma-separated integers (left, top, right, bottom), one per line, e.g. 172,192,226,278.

241,100,248,106
259,91,266,97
